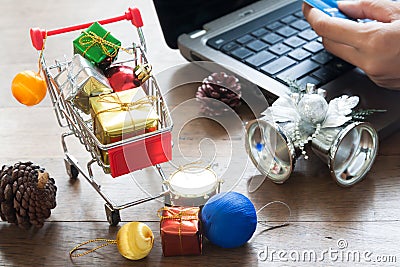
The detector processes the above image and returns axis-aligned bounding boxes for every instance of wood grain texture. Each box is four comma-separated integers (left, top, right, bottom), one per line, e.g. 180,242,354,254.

1,222,400,267
0,0,399,266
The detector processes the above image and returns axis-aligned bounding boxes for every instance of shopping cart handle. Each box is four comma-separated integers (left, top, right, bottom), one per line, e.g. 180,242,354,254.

127,7,143,28
30,7,144,50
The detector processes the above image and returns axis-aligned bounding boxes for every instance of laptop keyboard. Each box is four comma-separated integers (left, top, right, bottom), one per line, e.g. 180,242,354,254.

207,8,354,88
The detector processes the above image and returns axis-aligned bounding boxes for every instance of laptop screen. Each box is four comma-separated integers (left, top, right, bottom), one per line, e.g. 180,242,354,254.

153,0,258,49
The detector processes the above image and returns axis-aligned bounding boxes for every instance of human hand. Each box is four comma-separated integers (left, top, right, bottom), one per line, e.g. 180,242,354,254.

303,0,400,90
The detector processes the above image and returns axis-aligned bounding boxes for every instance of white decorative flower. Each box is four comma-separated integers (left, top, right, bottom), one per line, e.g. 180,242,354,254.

322,95,359,128
264,95,300,123
263,94,359,129
260,92,360,159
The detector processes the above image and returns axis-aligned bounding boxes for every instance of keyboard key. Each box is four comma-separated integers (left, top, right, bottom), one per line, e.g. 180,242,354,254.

261,33,283,45
245,51,276,68
298,76,321,87
298,29,318,41
303,41,324,54
294,11,304,18
290,20,310,31
261,56,296,75
207,38,226,49
231,47,254,60
251,28,269,38
311,51,333,65
266,21,284,31
326,58,354,74
288,48,312,61
269,43,291,56
277,59,320,81
281,15,297,24
237,34,255,45
284,36,306,48
317,37,323,43
221,42,240,53
246,40,269,52
312,66,338,84
276,26,299,37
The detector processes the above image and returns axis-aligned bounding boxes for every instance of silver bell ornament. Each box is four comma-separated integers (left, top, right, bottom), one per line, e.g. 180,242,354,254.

311,121,378,187
245,119,297,184
245,83,380,187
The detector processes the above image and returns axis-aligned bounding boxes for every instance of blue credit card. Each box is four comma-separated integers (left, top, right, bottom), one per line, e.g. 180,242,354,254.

303,0,353,20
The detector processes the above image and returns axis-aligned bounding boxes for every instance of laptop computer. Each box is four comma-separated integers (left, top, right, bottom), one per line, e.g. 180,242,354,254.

153,0,400,138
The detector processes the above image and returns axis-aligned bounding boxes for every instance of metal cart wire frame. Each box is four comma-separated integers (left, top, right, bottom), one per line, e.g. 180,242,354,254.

30,7,173,225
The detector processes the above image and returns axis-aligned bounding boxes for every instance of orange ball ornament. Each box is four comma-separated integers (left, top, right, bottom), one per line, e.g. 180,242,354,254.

11,70,47,106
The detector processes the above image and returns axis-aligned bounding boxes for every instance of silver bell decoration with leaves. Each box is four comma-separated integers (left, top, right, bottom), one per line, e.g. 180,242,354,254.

245,83,380,187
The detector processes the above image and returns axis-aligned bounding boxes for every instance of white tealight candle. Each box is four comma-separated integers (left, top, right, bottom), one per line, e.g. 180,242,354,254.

168,167,217,197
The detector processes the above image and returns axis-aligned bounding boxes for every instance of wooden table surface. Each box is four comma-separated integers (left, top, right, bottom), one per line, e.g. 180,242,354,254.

1,1,399,266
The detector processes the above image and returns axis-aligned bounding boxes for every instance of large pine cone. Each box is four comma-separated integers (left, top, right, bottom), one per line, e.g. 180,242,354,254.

0,162,57,229
196,72,242,116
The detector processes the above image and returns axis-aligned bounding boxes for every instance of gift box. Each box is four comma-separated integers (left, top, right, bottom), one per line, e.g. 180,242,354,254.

159,207,202,256
55,54,113,114
107,131,172,177
90,87,159,166
73,22,121,69
90,87,159,145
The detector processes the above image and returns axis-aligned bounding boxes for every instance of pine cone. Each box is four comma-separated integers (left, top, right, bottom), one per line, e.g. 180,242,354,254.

196,72,242,116
0,162,57,229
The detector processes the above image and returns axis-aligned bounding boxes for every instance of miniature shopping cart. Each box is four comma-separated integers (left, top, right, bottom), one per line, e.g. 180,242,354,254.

30,7,173,225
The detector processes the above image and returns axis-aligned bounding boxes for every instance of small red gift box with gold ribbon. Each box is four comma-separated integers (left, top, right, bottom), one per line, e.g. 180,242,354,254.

159,207,202,257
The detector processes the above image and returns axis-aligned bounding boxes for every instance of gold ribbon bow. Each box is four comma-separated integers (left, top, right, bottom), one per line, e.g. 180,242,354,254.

79,31,120,58
95,93,158,117
93,92,159,143
158,207,199,221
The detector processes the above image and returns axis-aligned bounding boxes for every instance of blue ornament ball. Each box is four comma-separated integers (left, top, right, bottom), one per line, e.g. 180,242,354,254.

201,192,257,248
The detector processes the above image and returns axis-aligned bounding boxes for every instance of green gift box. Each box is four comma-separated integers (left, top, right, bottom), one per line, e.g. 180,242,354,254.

73,22,121,68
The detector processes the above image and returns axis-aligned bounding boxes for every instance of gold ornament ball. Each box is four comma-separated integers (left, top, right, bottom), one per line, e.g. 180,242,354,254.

116,222,154,260
11,70,47,106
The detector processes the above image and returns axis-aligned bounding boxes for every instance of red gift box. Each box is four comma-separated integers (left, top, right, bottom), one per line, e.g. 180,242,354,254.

108,131,171,177
159,207,202,257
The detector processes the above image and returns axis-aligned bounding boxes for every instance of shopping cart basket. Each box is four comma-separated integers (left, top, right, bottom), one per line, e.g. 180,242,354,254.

30,7,173,225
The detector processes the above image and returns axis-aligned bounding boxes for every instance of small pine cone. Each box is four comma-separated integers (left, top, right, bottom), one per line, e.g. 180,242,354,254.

0,165,17,223
0,162,57,229
196,72,242,116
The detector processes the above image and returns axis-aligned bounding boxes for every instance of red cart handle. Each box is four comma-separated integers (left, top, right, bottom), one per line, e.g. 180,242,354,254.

30,7,144,51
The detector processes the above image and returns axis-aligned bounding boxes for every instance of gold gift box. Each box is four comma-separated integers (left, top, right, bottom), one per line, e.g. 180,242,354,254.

90,87,159,146
55,54,113,114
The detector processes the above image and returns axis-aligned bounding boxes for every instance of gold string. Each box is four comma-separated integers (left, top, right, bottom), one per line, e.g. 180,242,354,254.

78,30,132,58
177,161,212,172
37,32,48,75
69,238,117,258
178,219,183,253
